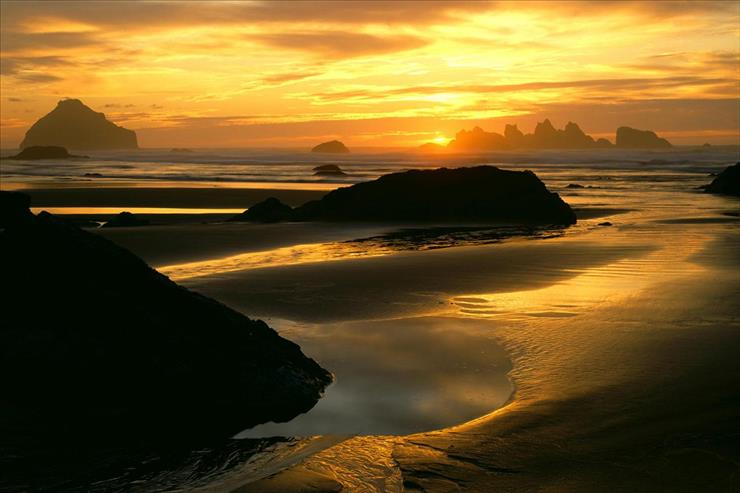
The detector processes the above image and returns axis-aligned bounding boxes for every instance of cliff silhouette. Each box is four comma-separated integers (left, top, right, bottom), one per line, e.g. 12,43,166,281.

444,120,671,151
19,99,138,150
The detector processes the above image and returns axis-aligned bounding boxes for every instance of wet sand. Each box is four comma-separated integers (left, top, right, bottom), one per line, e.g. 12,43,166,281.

79,183,740,491
10,160,738,491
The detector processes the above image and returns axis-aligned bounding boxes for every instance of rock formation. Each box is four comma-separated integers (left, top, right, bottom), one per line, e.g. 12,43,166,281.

446,120,610,151
313,164,347,176
703,163,740,196
233,166,576,225
101,211,150,228
615,127,671,148
0,191,331,439
229,197,295,223
311,140,350,153
19,99,138,150
417,142,446,153
6,145,87,160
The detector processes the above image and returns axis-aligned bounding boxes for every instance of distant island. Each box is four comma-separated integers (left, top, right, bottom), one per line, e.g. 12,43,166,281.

311,140,350,153
5,145,87,160
425,120,672,152
19,99,138,151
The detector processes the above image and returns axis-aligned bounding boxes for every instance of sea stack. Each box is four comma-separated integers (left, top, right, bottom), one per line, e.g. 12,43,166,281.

19,99,138,150
615,127,671,148
311,140,350,153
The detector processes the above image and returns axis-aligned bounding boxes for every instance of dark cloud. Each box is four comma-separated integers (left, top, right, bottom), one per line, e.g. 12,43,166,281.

13,73,64,83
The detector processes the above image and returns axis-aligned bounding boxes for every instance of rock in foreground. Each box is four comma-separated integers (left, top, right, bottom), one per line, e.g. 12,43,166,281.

615,126,671,148
0,192,331,439
311,140,350,153
20,99,138,150
703,163,740,197
6,145,87,160
234,166,576,225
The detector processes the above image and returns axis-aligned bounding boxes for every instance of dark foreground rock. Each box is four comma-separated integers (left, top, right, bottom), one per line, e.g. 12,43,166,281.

615,126,671,148
6,145,87,160
233,166,576,225
229,197,294,223
101,211,150,228
19,99,138,150
0,191,331,440
311,140,350,153
703,163,740,197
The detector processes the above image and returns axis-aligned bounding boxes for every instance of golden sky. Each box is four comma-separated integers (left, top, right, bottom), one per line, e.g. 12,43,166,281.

1,0,739,148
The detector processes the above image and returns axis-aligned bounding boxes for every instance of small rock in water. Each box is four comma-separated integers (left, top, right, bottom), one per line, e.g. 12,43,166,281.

101,211,150,228
598,221,613,227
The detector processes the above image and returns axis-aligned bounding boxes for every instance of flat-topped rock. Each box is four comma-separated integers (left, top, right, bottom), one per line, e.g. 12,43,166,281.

6,145,87,160
615,126,671,148
703,163,740,197
20,99,138,150
313,164,347,176
0,191,331,440
311,140,350,153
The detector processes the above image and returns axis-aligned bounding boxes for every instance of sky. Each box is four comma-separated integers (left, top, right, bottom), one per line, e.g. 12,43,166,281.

1,0,739,148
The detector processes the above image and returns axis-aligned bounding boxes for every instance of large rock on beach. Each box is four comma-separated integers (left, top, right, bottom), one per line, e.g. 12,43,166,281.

234,166,576,225
703,163,740,197
0,191,331,440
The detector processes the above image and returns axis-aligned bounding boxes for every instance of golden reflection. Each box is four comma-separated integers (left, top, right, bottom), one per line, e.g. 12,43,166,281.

159,241,394,281
450,237,710,321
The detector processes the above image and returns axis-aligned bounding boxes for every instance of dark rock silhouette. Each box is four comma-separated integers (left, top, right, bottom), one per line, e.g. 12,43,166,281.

101,211,150,228
229,197,294,223
19,99,138,150
170,148,193,152
615,127,671,148
566,183,585,189
311,140,349,153
83,172,103,177
313,164,347,176
418,142,445,152
703,163,740,197
6,145,87,160
0,191,33,227
232,166,576,225
598,221,613,227
702,143,712,148
447,120,610,151
0,191,331,440
447,126,510,151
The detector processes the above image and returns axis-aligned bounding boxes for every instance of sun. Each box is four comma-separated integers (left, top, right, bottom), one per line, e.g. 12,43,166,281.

433,136,450,145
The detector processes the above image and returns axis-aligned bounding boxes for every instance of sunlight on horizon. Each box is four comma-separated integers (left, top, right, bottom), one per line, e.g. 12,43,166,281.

1,0,738,147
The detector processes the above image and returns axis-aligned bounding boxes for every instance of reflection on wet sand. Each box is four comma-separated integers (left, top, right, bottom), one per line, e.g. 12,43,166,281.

238,317,512,437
